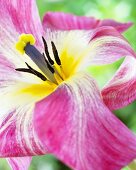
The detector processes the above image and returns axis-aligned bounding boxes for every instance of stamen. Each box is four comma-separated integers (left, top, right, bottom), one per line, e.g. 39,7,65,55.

51,41,61,66
42,37,54,65
43,53,55,73
25,63,47,81
15,65,47,81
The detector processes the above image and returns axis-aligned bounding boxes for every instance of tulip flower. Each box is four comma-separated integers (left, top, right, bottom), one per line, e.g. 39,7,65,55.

1,1,136,170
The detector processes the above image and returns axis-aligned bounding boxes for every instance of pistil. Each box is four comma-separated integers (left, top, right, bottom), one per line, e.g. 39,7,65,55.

24,43,56,83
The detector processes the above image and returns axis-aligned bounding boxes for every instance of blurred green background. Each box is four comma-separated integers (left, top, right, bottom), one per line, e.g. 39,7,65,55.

1,0,136,169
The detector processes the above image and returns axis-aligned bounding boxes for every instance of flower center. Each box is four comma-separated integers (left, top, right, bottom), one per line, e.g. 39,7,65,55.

15,34,65,85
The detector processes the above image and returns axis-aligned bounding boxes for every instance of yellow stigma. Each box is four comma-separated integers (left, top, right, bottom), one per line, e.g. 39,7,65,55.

15,34,35,54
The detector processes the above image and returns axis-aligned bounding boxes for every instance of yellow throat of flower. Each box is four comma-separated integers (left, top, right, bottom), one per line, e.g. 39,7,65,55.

14,32,83,103
13,31,91,103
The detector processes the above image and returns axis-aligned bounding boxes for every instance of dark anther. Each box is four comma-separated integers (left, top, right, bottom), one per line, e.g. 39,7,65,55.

15,68,35,74
43,53,55,74
51,41,61,66
15,63,47,81
42,36,54,65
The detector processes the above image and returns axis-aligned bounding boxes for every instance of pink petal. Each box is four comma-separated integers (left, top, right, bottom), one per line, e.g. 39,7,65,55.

0,56,55,158
34,73,136,170
80,26,136,67
0,0,43,45
0,56,49,158
43,12,132,33
0,107,47,157
0,58,39,158
7,157,32,170
102,57,136,110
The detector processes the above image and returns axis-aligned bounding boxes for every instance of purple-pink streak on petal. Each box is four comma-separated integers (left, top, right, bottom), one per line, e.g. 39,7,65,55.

34,73,136,170
0,55,19,93
7,157,32,170
102,57,136,110
43,12,132,33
